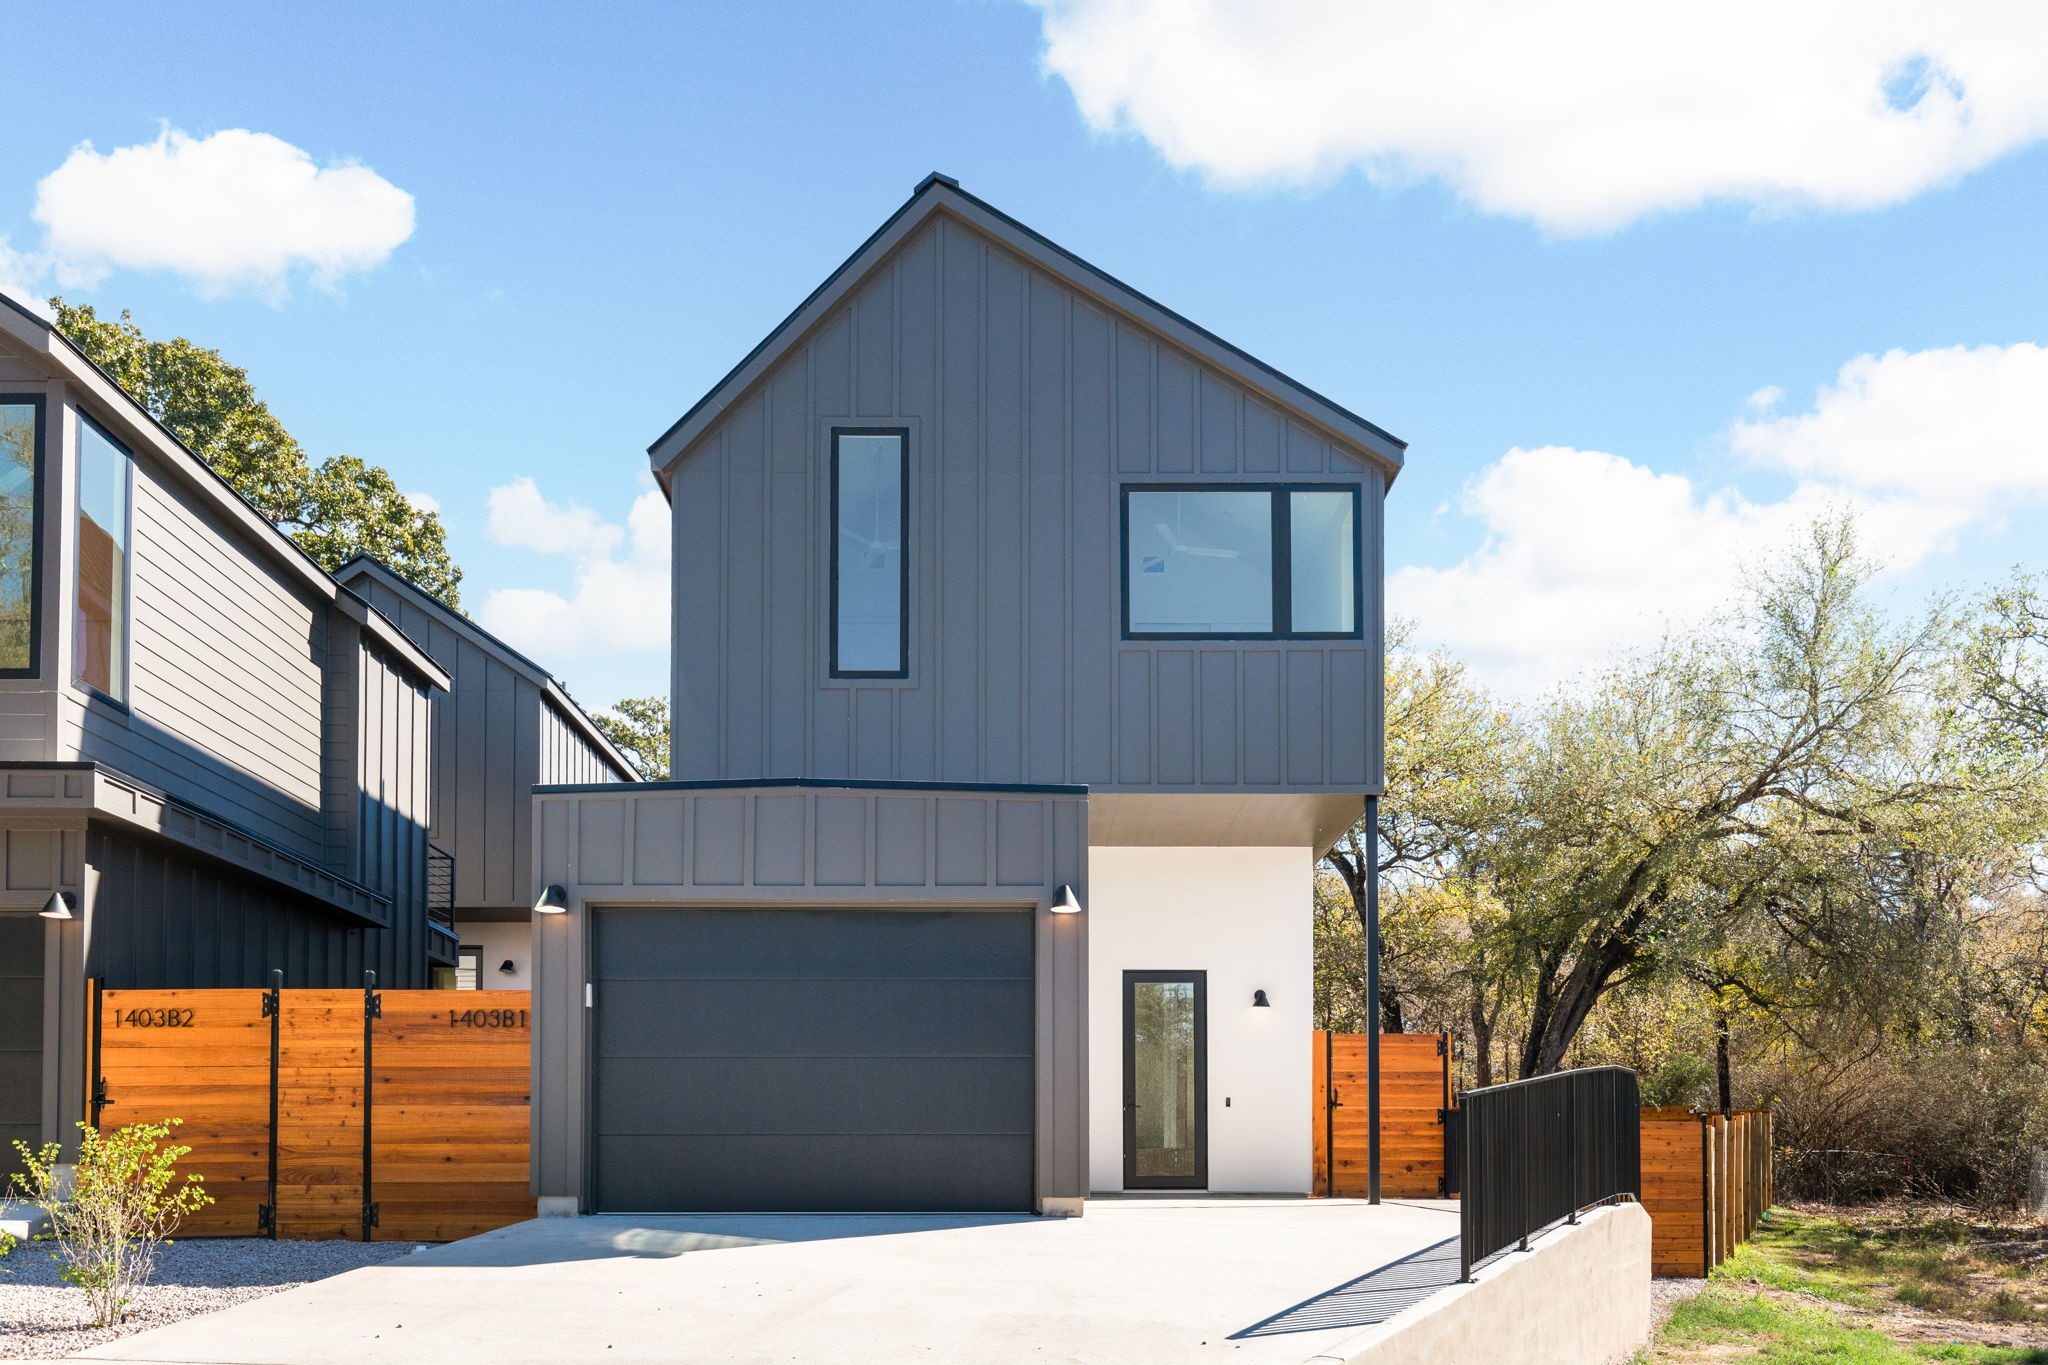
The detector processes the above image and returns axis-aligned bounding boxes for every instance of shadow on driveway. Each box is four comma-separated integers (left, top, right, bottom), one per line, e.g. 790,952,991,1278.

1228,1235,1459,1339
395,1213,1047,1268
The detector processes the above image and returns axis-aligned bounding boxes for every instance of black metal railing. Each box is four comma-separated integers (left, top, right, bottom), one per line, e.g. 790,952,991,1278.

426,843,455,930
1459,1065,1640,1281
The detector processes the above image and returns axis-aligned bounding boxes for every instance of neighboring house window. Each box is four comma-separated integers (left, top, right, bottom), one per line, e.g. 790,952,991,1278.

0,398,42,675
74,416,132,703
1122,484,1362,639
830,427,908,677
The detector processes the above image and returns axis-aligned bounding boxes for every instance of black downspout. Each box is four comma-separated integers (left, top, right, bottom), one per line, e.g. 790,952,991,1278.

1365,793,1382,1206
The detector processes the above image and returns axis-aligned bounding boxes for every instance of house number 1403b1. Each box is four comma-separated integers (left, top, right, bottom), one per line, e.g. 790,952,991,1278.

447,1009,528,1028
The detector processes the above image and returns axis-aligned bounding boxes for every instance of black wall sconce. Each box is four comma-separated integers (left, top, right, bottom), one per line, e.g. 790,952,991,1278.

1252,989,1270,1007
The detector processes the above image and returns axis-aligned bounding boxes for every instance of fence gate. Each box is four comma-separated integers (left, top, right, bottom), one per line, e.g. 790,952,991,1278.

92,981,531,1241
1310,1031,1453,1198
93,987,274,1237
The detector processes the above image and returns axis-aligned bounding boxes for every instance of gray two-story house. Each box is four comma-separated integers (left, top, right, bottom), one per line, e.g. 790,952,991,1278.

527,175,1403,1216
0,295,452,1167
336,556,638,990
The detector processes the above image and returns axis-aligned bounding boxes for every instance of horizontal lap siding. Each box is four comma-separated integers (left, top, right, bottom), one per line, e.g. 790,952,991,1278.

72,470,327,858
672,215,1381,792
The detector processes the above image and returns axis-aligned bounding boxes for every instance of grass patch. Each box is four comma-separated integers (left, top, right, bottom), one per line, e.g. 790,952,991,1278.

1721,1208,2048,1326
1657,1287,2047,1363
1645,1204,2048,1363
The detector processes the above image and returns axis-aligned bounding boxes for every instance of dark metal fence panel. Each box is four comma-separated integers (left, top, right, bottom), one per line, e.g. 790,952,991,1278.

1459,1066,1640,1280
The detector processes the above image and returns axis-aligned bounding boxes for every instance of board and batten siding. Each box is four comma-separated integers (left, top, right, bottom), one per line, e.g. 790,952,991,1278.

539,698,617,786
66,459,329,859
529,781,1089,1211
351,571,627,911
670,214,1384,795
348,635,435,987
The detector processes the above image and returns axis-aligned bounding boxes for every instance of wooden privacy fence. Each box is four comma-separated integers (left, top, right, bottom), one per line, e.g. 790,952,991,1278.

1640,1106,1773,1277
92,980,531,1242
1311,1032,1452,1198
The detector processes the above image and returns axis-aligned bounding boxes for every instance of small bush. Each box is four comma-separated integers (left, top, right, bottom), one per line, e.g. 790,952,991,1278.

11,1120,214,1327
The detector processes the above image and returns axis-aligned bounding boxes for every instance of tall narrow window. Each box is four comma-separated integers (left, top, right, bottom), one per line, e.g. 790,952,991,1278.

75,417,131,703
0,400,40,674
831,428,907,677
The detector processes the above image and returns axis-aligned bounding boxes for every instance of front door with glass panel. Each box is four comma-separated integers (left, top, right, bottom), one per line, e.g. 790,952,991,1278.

1123,970,1207,1189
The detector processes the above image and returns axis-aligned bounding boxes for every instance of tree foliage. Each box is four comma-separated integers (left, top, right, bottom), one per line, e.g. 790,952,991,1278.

51,301,461,606
594,696,671,780
1321,516,2048,1200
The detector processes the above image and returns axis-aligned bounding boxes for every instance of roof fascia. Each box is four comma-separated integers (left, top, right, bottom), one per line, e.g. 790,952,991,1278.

647,179,1406,487
334,586,454,691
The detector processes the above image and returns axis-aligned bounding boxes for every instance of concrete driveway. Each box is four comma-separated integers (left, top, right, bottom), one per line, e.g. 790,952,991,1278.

67,1199,1461,1365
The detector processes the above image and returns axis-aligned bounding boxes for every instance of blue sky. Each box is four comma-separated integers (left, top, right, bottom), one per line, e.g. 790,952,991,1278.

4,1,2045,707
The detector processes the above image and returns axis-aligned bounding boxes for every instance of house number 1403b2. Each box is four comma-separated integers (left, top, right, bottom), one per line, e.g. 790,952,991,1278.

113,1008,195,1027
447,1009,528,1028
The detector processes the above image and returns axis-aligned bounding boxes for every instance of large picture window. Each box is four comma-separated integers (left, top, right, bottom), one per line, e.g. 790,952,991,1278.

0,398,42,675
1122,483,1362,639
830,428,908,677
75,416,131,704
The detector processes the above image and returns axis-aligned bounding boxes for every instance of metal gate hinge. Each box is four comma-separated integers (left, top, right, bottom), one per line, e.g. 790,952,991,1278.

1437,1036,1448,1057
365,1203,379,1228
261,989,279,1018
257,1204,273,1233
365,992,382,1019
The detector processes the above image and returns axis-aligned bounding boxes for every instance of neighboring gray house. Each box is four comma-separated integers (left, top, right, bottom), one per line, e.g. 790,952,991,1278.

530,175,1402,1216
0,294,453,1167
336,556,638,989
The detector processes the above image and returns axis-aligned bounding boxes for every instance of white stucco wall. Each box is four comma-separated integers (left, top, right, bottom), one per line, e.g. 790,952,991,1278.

1086,845,1314,1194
454,920,533,990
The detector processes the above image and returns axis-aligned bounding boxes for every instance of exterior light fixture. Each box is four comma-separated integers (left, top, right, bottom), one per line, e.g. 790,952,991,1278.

39,891,75,920
534,884,570,915
498,960,517,975
1252,990,1271,1007
1048,884,1082,915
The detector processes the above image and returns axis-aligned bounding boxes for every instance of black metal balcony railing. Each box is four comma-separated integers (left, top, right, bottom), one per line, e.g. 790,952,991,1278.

426,844,455,932
1459,1065,1641,1281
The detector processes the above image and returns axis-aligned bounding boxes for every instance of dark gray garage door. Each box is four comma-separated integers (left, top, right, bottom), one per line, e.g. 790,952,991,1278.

591,907,1033,1212
0,914,43,1189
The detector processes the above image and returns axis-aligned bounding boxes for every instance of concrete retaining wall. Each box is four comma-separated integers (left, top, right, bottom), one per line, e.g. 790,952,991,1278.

1333,1202,1652,1364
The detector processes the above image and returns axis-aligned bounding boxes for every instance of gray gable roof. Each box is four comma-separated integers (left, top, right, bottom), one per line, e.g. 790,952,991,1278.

648,174,1406,488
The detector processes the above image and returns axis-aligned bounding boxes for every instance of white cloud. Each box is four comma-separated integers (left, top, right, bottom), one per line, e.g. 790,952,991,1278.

402,490,441,517
485,477,624,558
1729,343,2048,515
478,482,669,658
33,127,414,296
1028,0,2048,232
1395,342,2048,691
0,237,52,319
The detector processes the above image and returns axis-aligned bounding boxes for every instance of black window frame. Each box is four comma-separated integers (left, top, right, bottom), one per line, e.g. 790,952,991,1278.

72,410,135,711
1122,968,1209,1191
1119,482,1365,641
828,426,911,679
0,394,46,680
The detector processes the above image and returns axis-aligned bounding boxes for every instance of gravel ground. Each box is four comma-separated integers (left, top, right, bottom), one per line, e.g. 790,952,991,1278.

1650,1275,1707,1329
0,1237,417,1360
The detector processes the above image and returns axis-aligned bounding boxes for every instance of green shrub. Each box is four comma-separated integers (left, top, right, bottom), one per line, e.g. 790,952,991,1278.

10,1120,214,1327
